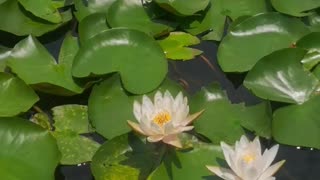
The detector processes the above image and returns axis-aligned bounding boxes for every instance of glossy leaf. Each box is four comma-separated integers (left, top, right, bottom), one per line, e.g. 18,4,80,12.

149,142,222,180
190,84,272,144
0,73,39,117
221,0,268,20
154,0,209,16
74,0,117,21
78,13,110,45
53,131,100,165
72,28,167,94
0,117,60,180
107,0,172,36
30,112,51,130
244,48,319,104
158,32,202,60
296,32,320,70
273,96,320,148
89,75,183,139
0,0,72,36
7,34,83,96
308,11,320,31
218,13,309,72
91,133,164,180
52,105,92,134
17,0,62,23
0,47,10,72
271,0,320,17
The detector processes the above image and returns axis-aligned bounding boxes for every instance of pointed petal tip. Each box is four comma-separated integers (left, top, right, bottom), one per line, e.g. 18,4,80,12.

127,120,145,135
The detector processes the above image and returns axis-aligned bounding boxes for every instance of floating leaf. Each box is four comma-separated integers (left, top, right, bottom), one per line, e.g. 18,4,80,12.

91,133,164,180
273,96,320,148
221,0,268,20
154,0,209,16
53,131,100,165
244,48,319,104
72,28,167,94
190,84,272,144
107,0,172,36
17,0,62,23
0,46,10,72
0,73,39,117
158,32,202,60
149,141,222,180
296,32,320,70
52,105,92,133
0,0,72,36
271,0,320,17
308,11,320,31
218,13,309,72
78,13,110,45
89,75,183,139
74,0,117,21
30,112,51,130
0,117,60,180
7,34,83,96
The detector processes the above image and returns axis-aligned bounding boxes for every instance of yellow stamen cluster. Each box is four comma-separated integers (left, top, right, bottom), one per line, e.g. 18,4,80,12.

153,111,171,127
242,154,256,164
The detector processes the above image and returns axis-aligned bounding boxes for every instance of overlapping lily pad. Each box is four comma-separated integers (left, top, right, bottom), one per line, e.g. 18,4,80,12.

244,48,319,104
221,0,268,20
74,0,117,21
218,13,310,72
107,0,172,36
271,0,320,17
91,133,163,180
296,32,320,70
0,73,39,117
154,0,210,16
0,0,72,36
72,28,167,94
273,96,320,148
0,117,60,180
6,34,83,96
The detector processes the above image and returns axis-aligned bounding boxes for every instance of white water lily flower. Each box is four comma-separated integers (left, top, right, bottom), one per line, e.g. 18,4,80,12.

206,135,285,180
127,90,203,148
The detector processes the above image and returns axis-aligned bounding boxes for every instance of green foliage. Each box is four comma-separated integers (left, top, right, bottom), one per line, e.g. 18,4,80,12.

0,117,60,180
154,0,210,16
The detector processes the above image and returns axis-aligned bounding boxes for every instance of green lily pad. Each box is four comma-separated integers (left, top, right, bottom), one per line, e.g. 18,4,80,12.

158,32,202,60
7,34,83,96
17,0,62,23
88,75,184,139
0,47,10,72
273,96,320,148
154,0,209,16
270,0,320,17
221,0,268,20
53,131,100,165
190,84,272,144
30,112,51,130
0,117,60,180
0,73,39,117
107,0,172,36
0,0,72,36
148,142,222,180
308,11,320,31
78,13,110,45
91,133,164,180
218,13,309,72
52,105,92,133
296,32,320,70
72,28,167,94
244,48,319,104
74,0,117,21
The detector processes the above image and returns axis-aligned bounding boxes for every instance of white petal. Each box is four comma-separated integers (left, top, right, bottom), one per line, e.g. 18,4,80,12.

162,134,182,148
164,91,174,112
127,120,146,135
181,109,204,126
258,160,285,180
154,91,163,109
261,144,279,171
239,135,249,148
142,95,154,120
221,142,235,170
206,166,239,180
252,136,262,156
133,101,142,122
173,92,183,112
147,135,164,142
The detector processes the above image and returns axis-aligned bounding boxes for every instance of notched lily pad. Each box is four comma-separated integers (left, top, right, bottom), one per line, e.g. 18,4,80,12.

158,32,202,60
6,34,84,96
72,28,167,94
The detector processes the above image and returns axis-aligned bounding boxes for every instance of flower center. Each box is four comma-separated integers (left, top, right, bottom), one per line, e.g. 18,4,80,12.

242,154,256,164
153,111,171,127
